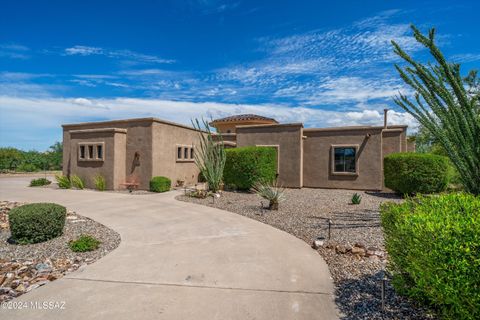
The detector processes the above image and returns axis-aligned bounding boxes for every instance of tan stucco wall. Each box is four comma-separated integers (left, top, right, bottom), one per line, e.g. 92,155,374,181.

303,128,384,190
151,122,202,187
236,124,303,188
63,130,126,190
63,119,154,190
382,130,402,156
213,120,278,134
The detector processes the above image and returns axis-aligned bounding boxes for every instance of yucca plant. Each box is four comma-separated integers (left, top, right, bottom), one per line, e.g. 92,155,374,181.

55,174,71,189
392,25,480,195
351,193,362,205
93,174,106,191
252,179,285,210
191,118,226,193
70,175,85,189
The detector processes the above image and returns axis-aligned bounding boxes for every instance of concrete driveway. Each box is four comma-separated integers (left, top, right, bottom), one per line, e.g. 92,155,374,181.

0,176,338,319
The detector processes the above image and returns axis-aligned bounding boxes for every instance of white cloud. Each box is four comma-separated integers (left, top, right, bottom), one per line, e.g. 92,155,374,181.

64,46,174,64
65,45,103,56
450,53,480,63
0,43,30,59
0,95,417,148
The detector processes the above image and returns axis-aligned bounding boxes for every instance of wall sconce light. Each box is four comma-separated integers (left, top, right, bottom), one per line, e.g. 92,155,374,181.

133,152,140,166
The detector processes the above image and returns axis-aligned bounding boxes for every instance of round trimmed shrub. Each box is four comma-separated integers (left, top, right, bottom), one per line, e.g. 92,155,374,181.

224,146,277,190
150,176,171,192
9,203,66,244
384,152,450,195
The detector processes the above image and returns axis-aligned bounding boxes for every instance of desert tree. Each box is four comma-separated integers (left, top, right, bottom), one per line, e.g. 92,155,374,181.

392,25,480,194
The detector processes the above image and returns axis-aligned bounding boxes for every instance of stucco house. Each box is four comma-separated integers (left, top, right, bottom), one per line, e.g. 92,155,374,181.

62,113,413,191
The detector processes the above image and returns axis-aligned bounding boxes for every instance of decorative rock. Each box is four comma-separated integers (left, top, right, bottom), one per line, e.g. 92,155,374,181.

335,244,348,254
16,266,28,275
312,238,325,249
351,246,366,256
15,283,27,293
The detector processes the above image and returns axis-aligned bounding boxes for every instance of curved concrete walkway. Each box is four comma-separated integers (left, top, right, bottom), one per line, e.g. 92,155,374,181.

0,176,338,319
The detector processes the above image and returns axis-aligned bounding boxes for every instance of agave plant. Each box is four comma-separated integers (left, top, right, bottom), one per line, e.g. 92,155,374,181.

55,174,71,189
351,193,362,205
70,175,85,189
252,179,285,210
93,174,106,191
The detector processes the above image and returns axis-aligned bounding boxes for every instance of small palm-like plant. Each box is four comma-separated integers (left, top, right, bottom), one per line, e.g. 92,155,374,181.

93,174,106,191
351,193,362,205
252,180,285,210
55,174,71,189
70,175,85,189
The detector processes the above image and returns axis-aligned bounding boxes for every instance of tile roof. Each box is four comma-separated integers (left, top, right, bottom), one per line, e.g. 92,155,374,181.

210,114,278,124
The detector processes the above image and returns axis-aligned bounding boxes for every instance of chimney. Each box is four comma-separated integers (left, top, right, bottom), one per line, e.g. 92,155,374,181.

383,109,389,128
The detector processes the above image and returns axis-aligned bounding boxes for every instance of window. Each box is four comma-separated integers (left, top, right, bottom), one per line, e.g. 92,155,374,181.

176,145,194,162
79,145,86,159
88,145,94,159
177,146,182,159
78,142,104,161
333,146,357,173
97,145,103,160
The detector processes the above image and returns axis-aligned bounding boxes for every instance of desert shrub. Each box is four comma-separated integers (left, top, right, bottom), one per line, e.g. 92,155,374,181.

224,146,277,190
252,179,285,210
381,193,480,320
351,193,362,204
17,163,37,172
69,235,101,252
0,144,62,172
93,174,106,191
55,174,71,189
191,118,226,192
9,203,66,244
70,175,85,189
29,178,51,187
384,152,450,195
150,176,171,192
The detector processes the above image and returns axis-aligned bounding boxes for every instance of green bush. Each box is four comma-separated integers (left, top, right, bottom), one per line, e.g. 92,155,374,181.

384,152,450,195
69,235,101,252
381,193,480,320
29,178,51,187
17,163,38,172
149,176,171,192
93,174,106,191
223,146,277,190
0,144,63,172
55,174,71,189
70,175,85,189
9,203,67,244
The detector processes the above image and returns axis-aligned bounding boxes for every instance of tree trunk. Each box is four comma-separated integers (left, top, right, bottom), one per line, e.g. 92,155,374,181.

269,200,279,210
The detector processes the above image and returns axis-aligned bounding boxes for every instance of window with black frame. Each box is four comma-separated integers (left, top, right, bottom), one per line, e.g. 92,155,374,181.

334,147,356,173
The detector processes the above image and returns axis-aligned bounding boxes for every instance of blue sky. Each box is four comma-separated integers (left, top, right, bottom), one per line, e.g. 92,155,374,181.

1,0,479,150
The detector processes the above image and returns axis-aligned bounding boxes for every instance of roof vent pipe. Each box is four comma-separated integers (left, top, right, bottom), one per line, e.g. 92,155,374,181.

384,109,389,128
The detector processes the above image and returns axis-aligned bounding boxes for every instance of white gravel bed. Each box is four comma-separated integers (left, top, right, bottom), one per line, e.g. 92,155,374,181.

177,188,435,320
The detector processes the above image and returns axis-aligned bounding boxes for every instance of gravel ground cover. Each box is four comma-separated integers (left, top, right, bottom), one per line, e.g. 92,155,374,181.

177,188,435,320
0,201,121,302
